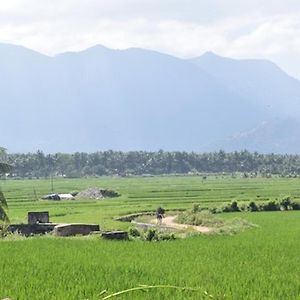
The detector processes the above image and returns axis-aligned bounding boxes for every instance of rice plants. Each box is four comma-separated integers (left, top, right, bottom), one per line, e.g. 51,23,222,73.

0,176,299,299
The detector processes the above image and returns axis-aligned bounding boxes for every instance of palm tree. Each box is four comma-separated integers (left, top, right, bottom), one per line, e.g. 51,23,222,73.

0,162,11,222
0,162,11,173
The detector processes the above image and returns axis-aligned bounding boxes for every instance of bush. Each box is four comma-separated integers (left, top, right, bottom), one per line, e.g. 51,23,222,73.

145,228,158,241
222,206,231,213
248,201,259,212
195,199,300,215
262,201,280,211
192,203,201,213
222,201,240,212
231,201,240,212
0,223,9,239
128,227,141,237
128,226,176,242
239,203,248,211
291,202,300,210
209,207,222,214
157,232,176,241
280,197,292,210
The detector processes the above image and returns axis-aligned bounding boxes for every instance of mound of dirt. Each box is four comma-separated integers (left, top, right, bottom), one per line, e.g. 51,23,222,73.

76,187,120,200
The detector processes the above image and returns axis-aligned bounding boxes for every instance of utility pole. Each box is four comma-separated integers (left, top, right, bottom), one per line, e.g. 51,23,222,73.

51,174,54,193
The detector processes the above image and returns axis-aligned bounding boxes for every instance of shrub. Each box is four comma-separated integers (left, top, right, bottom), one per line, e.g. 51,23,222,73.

0,223,9,239
262,201,280,211
291,202,300,210
222,201,240,212
197,199,300,215
248,201,259,212
231,201,240,212
128,227,141,237
192,203,200,213
222,205,232,213
239,203,248,211
158,232,176,241
280,197,292,210
209,207,222,214
128,226,176,242
145,228,158,241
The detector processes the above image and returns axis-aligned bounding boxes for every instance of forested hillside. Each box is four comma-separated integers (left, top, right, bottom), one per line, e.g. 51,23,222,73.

3,149,300,178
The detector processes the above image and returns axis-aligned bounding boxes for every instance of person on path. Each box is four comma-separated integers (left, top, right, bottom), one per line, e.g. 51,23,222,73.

156,207,165,225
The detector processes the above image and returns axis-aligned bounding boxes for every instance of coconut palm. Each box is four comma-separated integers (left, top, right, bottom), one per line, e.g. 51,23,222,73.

0,162,11,222
0,162,11,173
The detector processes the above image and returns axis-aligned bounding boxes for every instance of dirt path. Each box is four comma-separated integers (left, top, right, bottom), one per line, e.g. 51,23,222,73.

152,216,211,233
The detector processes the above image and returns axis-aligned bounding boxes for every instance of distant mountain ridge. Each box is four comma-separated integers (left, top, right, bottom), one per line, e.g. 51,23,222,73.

212,118,300,154
190,51,300,117
0,43,300,153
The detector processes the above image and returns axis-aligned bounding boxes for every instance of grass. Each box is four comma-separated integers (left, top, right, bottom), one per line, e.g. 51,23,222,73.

0,176,300,299
2,175,300,228
175,210,257,235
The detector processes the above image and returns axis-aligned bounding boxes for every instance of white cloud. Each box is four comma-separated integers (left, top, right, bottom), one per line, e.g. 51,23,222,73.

0,1,300,77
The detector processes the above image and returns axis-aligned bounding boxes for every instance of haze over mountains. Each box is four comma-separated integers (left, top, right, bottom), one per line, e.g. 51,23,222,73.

1,43,300,154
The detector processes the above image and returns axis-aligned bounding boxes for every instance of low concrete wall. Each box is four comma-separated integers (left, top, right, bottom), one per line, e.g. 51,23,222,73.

53,224,100,236
131,220,177,232
115,212,155,222
8,223,57,236
102,231,129,240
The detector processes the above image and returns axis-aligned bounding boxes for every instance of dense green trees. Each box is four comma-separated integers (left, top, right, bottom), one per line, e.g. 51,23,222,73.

4,149,300,178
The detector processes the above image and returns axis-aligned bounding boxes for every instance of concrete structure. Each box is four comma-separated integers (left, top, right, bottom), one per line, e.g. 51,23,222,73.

8,223,57,236
8,211,100,237
28,211,49,224
102,231,129,240
53,224,100,236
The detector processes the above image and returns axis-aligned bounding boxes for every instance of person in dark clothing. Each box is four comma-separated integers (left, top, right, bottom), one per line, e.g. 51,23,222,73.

156,207,165,225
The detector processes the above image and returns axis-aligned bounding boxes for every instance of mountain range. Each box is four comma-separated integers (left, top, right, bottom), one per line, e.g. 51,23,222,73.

1,43,299,154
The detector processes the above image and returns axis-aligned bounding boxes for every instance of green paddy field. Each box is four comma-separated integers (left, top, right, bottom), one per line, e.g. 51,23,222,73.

0,176,299,299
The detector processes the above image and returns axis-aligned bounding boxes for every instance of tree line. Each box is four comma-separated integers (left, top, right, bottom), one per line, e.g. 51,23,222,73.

2,148,300,178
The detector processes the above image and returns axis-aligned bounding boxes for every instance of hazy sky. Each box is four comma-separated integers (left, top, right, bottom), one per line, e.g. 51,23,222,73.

1,0,300,78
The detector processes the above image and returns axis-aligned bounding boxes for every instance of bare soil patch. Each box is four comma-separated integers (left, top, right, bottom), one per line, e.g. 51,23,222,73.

151,215,212,233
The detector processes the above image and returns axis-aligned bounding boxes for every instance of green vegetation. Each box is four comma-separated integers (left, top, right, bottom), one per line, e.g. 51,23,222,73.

0,161,10,222
6,149,300,177
0,176,300,299
176,209,230,227
175,209,256,234
3,175,300,227
128,226,176,241
217,198,300,213
0,190,9,222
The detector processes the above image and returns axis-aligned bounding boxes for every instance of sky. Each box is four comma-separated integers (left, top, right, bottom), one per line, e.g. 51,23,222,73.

1,0,300,78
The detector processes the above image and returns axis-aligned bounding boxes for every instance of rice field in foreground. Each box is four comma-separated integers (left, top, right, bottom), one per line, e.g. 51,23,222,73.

0,176,300,299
